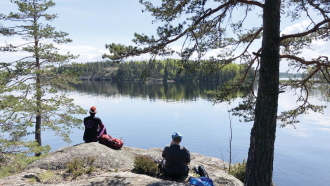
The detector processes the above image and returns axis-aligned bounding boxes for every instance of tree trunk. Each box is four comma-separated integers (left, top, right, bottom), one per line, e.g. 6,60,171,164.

35,73,41,147
35,56,42,156
244,0,281,185
34,11,42,156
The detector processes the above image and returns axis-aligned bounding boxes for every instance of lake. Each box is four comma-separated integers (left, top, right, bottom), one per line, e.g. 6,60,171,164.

42,81,330,186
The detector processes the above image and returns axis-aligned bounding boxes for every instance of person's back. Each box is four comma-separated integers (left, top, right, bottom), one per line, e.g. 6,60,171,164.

162,132,190,176
83,115,102,139
83,106,106,142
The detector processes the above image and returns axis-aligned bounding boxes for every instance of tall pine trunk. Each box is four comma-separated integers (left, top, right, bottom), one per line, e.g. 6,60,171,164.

35,71,41,147
34,12,42,156
245,0,281,185
35,48,42,156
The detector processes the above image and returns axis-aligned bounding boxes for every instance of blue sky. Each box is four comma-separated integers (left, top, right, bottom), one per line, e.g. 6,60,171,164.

1,0,330,72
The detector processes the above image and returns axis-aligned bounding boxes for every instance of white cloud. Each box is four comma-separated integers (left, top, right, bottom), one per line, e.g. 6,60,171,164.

303,112,330,127
280,20,330,72
281,20,312,35
56,44,108,62
282,124,310,138
0,36,109,63
319,128,330,132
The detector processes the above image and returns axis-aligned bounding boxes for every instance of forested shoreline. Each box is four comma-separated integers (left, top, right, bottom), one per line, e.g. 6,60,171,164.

55,59,302,82
55,59,255,82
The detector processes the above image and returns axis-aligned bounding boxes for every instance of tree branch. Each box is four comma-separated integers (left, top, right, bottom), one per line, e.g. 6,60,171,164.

280,54,330,67
280,19,330,41
236,0,264,8
109,0,264,59
240,48,262,83
300,66,320,85
307,0,329,19
233,27,263,60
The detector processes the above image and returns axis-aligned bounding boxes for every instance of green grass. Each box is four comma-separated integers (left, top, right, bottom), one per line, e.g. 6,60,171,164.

0,153,47,178
0,153,97,183
66,157,96,179
230,158,246,183
133,155,158,176
39,170,62,184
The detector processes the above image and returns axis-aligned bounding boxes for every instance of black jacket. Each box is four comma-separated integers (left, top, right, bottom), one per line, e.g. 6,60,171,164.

83,116,102,140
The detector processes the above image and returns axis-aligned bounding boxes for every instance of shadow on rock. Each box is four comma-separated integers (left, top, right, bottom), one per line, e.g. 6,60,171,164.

89,177,131,186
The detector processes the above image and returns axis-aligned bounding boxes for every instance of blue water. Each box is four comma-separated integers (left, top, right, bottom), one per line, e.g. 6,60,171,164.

37,82,330,186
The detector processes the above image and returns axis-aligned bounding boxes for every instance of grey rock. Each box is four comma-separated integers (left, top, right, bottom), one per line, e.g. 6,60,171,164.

26,142,135,171
24,173,40,182
1,143,243,186
52,172,189,186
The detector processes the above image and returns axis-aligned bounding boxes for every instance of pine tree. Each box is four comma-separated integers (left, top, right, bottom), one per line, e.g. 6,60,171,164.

103,0,330,185
0,0,85,155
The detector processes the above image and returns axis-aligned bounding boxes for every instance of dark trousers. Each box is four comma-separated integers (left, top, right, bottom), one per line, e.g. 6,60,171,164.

158,159,188,177
84,128,107,142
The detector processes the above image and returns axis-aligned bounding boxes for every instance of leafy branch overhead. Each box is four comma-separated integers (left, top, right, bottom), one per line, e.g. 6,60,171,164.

103,0,330,126
0,0,86,155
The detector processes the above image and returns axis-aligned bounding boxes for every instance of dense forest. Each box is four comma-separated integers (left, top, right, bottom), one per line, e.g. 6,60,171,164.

54,59,255,82
71,81,248,101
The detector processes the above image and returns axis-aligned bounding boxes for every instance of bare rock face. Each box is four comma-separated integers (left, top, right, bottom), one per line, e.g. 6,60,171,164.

1,143,243,186
26,142,136,171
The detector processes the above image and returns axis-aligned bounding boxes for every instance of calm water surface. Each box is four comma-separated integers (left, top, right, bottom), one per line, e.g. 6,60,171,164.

42,81,330,186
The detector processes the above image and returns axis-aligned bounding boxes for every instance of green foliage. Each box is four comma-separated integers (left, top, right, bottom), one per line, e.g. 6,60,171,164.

133,155,158,176
66,157,96,179
73,80,222,102
55,59,254,83
0,153,48,178
0,0,86,154
230,159,246,183
0,139,51,156
191,173,200,178
39,170,62,184
101,0,330,128
100,0,330,184
206,80,250,103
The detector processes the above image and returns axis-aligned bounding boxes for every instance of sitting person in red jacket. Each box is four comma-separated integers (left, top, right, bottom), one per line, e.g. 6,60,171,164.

83,106,107,142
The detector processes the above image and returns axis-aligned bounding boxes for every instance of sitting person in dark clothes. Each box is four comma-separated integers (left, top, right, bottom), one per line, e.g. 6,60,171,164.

83,106,107,143
161,132,190,177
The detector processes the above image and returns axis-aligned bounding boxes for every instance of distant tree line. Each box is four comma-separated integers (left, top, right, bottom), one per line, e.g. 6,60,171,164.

279,72,302,78
72,81,239,101
54,59,255,82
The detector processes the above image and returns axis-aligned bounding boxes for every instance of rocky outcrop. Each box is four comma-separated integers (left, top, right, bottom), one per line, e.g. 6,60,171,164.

0,143,243,186
26,143,136,171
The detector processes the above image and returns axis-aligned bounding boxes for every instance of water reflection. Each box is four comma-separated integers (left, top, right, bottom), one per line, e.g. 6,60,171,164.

72,81,230,101
64,80,330,186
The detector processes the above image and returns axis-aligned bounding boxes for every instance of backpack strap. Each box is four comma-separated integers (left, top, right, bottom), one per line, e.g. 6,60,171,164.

198,165,209,178
198,165,204,177
193,166,199,175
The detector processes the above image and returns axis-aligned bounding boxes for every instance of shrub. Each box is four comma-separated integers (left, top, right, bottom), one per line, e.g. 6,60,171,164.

39,170,62,184
66,157,96,178
230,158,246,183
0,153,46,178
133,155,157,176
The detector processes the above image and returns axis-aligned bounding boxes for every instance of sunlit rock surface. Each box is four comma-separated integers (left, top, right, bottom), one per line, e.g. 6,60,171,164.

0,142,243,186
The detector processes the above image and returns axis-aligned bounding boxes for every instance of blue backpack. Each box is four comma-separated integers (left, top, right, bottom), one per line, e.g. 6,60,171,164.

190,165,214,186
189,177,215,186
